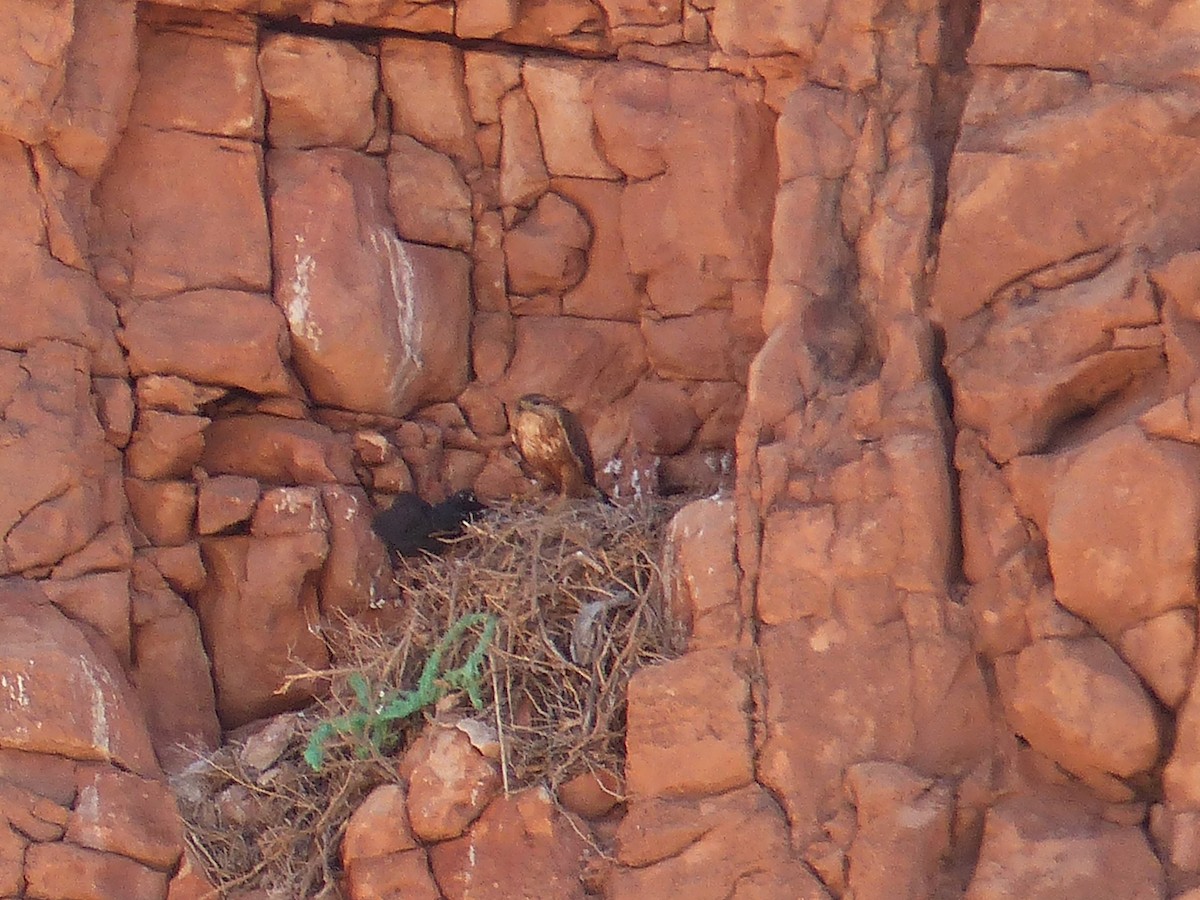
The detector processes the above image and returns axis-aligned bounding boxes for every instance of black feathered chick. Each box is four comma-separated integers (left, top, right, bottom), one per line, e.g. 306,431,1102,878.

371,489,486,557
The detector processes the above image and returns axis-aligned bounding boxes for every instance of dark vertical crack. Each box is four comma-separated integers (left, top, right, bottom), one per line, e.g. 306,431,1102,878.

253,19,277,302
927,0,980,591
928,0,981,244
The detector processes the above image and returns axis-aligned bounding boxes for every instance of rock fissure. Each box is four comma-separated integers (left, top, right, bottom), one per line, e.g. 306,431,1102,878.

258,14,616,61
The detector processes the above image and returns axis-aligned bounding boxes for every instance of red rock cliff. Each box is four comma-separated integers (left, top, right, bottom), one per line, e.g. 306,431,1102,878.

0,0,1195,897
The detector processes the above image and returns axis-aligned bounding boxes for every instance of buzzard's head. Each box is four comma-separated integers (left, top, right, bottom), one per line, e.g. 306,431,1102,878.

516,393,556,414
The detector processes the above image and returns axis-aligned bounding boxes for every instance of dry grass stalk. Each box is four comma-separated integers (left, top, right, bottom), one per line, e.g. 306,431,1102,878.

178,497,684,898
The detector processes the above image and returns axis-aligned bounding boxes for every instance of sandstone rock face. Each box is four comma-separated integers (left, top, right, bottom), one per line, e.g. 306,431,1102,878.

625,649,754,798
0,0,74,146
997,637,1160,782
0,342,116,576
843,762,954,900
120,290,293,395
8,0,1200,895
93,125,270,302
928,3,1200,891
0,584,186,899
966,795,1165,900
428,787,592,900
663,498,741,649
611,785,830,898
387,135,474,250
269,148,472,416
129,581,222,773
201,415,356,484
195,533,330,728
0,584,157,775
258,34,377,149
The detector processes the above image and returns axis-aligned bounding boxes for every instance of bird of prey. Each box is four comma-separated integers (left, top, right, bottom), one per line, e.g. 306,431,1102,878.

511,394,609,502
372,489,486,557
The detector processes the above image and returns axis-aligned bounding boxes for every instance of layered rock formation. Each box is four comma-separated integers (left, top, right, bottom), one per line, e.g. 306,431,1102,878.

1,0,1197,896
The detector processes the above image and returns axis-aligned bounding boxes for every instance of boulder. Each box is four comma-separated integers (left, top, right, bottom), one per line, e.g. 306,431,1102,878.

120,290,292,395
457,0,518,38
129,587,221,774
342,784,418,864
522,58,620,179
663,499,740,650
0,582,159,776
0,342,112,576
24,842,169,900
268,149,471,416
387,135,473,250
463,52,522,125
500,316,647,419
196,474,259,535
499,87,550,210
47,0,138,179
625,649,754,798
556,177,642,320
258,33,376,149
0,0,73,144
66,766,183,871
996,637,1160,781
195,534,331,728
40,573,133,670
612,785,829,898
595,64,776,317
200,415,356,485
648,310,750,383
380,38,478,168
965,795,1165,899
250,486,328,537
504,191,592,295
318,485,395,619
969,0,1200,86
757,619,915,847
125,480,196,547
126,412,209,481
1047,426,1200,638
402,725,502,842
844,762,953,900
93,125,270,302
934,86,1200,331
128,17,262,140
428,787,590,900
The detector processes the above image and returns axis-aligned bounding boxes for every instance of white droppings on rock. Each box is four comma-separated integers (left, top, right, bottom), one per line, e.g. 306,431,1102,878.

628,456,661,501
79,659,113,756
809,620,846,653
287,244,322,348
75,780,101,829
1,672,29,708
372,228,423,397
271,487,326,531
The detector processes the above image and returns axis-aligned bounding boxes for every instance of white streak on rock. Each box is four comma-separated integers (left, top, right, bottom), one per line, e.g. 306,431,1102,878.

287,242,322,349
79,660,112,756
372,228,423,397
0,672,29,708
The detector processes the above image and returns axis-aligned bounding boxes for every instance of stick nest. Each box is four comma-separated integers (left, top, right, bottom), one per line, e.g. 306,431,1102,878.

178,497,686,898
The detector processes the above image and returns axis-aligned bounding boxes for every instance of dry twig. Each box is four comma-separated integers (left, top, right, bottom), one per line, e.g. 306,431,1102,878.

177,497,683,897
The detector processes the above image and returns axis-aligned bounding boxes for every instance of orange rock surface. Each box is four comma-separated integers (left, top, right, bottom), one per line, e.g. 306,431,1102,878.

0,0,1195,896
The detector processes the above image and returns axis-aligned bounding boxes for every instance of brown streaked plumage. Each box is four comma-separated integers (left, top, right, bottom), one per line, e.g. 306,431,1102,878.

511,394,606,501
